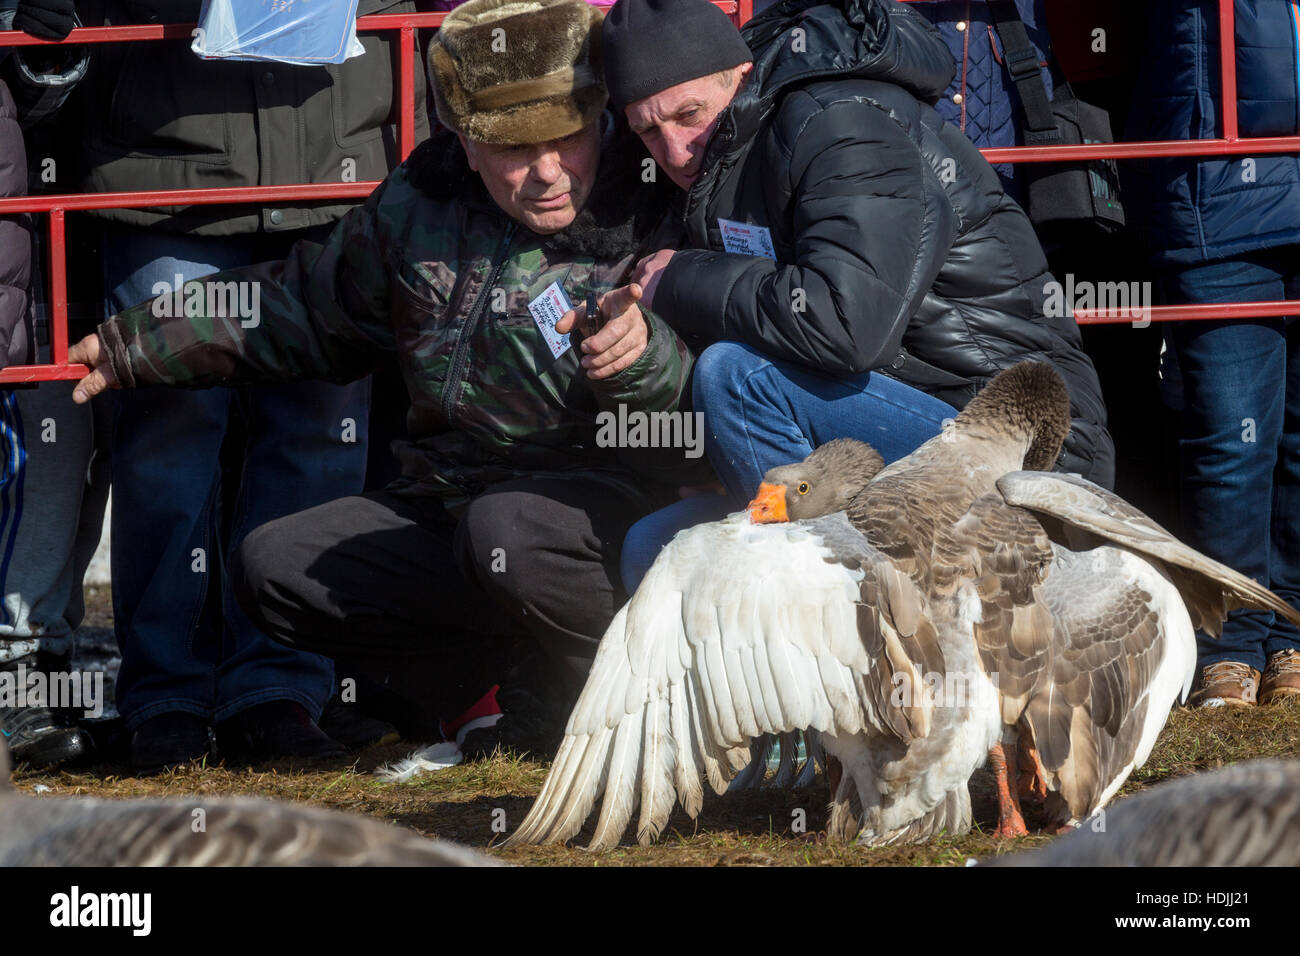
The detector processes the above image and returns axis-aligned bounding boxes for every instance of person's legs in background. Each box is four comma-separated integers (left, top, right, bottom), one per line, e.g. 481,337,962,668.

619,341,957,592
1162,248,1297,706
455,474,672,756
1262,269,1300,703
108,379,232,763
0,383,96,767
232,490,521,740
210,375,369,758
103,225,369,771
236,473,664,761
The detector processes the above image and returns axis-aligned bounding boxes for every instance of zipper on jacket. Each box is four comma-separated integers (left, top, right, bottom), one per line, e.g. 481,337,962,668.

441,222,517,424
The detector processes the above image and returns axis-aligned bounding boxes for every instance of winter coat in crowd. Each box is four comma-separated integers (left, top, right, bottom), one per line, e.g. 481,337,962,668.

910,0,1051,194
654,0,1114,485
1124,0,1300,265
0,77,31,372
74,0,430,236
95,123,700,508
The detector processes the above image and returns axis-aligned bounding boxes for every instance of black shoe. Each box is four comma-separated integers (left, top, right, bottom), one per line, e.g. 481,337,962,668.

215,701,346,763
129,712,212,775
460,647,583,762
318,694,400,750
0,705,93,769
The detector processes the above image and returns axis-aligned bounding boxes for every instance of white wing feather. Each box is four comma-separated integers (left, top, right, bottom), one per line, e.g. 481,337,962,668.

506,513,927,849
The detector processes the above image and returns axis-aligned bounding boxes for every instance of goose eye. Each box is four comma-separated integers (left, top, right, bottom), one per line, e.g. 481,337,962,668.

797,482,810,495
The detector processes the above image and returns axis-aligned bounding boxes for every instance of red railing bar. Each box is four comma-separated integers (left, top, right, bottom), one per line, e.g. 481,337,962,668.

982,135,1300,163
0,183,380,213
0,3,740,47
1076,301,1297,325
48,209,67,364
0,364,87,383
7,129,1299,217
1219,0,1238,142
8,130,1300,216
0,14,448,47
399,24,416,160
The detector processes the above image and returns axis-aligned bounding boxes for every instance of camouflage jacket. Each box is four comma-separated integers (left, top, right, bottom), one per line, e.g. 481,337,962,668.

97,125,700,508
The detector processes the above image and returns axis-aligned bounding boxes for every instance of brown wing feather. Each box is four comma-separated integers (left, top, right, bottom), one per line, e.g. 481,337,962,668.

1029,558,1167,817
928,493,1172,819
929,493,1056,726
998,471,1300,635
851,472,981,590
829,546,944,742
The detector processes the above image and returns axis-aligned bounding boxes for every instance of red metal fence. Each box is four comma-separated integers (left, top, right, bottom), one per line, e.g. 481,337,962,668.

0,0,1294,384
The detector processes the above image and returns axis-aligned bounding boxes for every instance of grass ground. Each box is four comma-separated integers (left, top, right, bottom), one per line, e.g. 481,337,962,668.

15,588,1300,866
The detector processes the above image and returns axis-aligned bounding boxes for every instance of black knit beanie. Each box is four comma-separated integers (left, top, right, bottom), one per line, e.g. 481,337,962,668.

602,0,753,109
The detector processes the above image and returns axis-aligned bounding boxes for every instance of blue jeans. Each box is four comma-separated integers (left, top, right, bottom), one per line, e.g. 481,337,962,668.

621,342,957,590
104,227,371,729
1162,247,1300,671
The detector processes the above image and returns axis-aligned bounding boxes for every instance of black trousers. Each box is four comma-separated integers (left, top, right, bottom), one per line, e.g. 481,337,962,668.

231,476,661,720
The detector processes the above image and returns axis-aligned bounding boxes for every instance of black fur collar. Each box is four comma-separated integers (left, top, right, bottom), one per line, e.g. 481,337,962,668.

405,118,675,260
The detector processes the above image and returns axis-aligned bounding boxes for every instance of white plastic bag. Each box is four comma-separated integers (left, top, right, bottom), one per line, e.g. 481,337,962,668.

191,0,366,66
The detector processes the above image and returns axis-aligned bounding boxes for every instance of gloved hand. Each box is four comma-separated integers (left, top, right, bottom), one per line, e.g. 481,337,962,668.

13,0,78,41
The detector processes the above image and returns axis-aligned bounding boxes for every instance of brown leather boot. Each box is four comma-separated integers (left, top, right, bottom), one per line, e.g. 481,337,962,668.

1260,649,1300,704
1188,661,1260,708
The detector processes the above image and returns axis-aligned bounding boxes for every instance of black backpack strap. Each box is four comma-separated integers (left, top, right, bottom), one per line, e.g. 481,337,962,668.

986,0,1061,145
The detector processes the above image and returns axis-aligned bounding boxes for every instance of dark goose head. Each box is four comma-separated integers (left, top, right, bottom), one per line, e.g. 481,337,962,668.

748,438,886,523
953,361,1072,471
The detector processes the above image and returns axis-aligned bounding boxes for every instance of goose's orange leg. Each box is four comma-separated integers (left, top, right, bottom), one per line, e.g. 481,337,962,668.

1016,733,1049,802
988,742,1029,838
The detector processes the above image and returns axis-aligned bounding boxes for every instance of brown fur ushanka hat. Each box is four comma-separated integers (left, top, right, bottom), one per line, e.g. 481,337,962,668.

430,0,607,146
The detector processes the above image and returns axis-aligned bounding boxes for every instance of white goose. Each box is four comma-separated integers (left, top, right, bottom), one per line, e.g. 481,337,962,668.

507,362,1300,848
0,737,494,866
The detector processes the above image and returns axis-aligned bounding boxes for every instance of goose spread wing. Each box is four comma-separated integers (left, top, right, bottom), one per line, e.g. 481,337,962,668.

929,493,1183,819
506,512,942,849
1028,546,1180,817
997,471,1300,634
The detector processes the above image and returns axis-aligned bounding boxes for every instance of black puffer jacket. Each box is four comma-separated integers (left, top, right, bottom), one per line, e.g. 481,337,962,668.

656,0,1113,485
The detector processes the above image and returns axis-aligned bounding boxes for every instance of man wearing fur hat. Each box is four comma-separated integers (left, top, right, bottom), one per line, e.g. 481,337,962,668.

66,0,695,759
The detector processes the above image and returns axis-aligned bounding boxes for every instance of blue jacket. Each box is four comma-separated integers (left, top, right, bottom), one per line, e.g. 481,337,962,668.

1124,0,1300,266
911,0,1052,198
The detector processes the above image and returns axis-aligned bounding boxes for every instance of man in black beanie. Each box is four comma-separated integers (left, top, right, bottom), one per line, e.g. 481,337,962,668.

602,0,753,189
597,0,1115,591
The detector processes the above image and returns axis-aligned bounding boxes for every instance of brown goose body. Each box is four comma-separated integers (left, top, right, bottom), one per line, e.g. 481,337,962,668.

507,363,1299,848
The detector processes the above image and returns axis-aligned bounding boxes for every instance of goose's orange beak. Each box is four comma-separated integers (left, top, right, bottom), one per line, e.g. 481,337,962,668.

748,482,788,524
